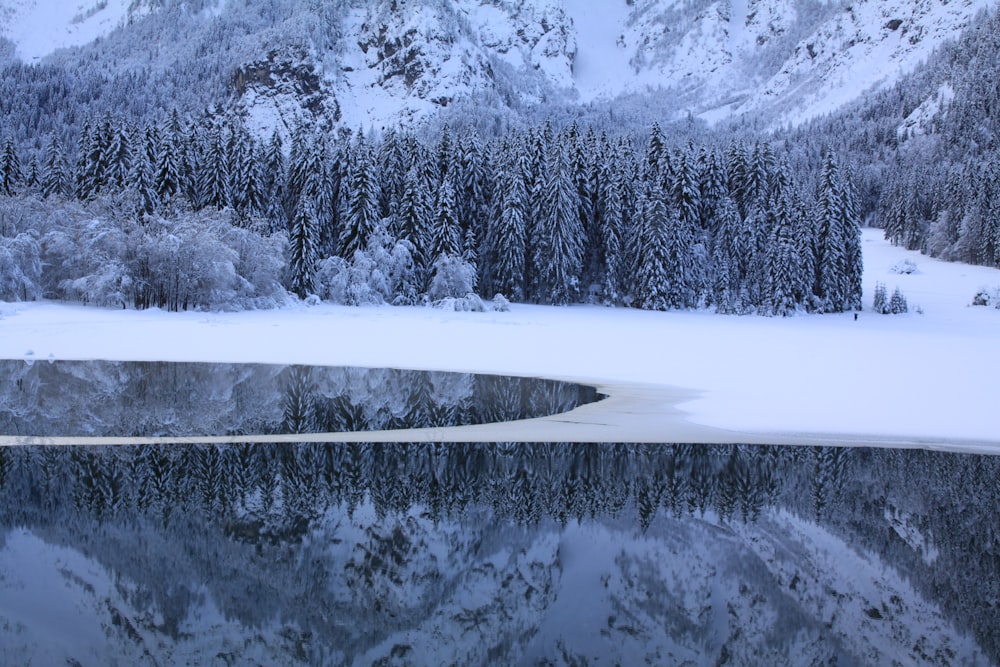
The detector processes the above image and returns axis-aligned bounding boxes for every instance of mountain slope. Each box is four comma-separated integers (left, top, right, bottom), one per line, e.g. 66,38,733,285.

0,0,996,132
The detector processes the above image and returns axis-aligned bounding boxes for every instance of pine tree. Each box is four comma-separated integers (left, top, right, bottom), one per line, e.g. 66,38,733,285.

230,126,264,221
154,114,183,204
598,157,626,304
198,126,231,210
535,143,584,305
662,193,697,309
130,140,157,217
633,184,672,311
764,189,803,316
889,286,908,314
339,140,380,258
397,164,433,287
289,201,319,299
872,282,889,314
429,176,462,263
105,120,133,191
488,166,527,301
76,119,110,200
672,148,702,230
710,195,742,313
815,150,863,312
41,135,69,199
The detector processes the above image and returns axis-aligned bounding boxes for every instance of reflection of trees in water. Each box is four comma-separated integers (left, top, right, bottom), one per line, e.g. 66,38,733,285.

0,360,600,436
0,444,998,662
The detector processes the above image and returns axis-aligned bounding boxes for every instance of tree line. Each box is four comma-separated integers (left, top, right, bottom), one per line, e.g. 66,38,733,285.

1,114,862,314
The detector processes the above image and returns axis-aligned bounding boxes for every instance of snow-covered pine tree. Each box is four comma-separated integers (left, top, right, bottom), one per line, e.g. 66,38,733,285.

41,135,70,199
377,129,406,222
289,200,319,299
487,164,527,301
597,152,626,304
104,119,133,192
672,148,702,231
536,142,584,305
130,138,158,217
154,114,183,204
710,194,742,313
645,122,666,183
198,125,231,210
397,164,433,288
662,190,697,309
726,141,750,217
633,183,672,311
889,286,908,314
815,150,863,312
764,188,803,316
872,282,888,314
229,126,265,222
339,139,380,259
75,119,109,200
429,176,462,263
261,130,287,233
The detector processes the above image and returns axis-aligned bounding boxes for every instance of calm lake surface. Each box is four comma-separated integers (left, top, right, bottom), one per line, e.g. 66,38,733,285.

1,360,602,437
2,443,997,665
0,363,997,665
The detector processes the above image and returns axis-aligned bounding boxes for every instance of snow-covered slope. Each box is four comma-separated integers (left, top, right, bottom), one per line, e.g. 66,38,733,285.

0,0,139,62
2,0,994,131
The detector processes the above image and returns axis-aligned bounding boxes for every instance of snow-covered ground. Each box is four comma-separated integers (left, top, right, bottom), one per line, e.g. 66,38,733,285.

2,229,999,450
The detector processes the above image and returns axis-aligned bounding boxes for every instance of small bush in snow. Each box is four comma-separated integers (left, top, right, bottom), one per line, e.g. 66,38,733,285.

428,254,477,301
312,226,418,306
492,293,511,312
971,288,996,307
433,293,487,312
890,259,918,275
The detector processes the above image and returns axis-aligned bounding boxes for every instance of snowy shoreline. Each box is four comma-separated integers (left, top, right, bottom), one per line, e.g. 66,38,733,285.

2,230,999,450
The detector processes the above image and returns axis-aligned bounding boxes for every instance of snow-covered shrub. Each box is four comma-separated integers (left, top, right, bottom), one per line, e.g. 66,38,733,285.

428,254,477,301
226,226,289,309
433,293,486,312
971,288,996,307
0,233,43,301
492,293,511,312
313,226,418,306
63,260,132,307
890,259,918,275
313,256,351,304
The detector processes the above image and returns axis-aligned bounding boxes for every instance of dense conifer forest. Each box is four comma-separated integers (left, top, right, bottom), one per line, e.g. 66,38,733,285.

0,114,863,314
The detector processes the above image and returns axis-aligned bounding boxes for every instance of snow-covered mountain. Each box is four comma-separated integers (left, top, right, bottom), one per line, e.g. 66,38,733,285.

1,0,995,132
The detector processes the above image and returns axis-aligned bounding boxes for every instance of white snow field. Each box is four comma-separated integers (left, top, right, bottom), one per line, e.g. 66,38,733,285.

2,229,999,450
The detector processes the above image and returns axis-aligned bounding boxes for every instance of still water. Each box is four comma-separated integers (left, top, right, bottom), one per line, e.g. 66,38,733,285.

0,363,997,665
1,360,601,437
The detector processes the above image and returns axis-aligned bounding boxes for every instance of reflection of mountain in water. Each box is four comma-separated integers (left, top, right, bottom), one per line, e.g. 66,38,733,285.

0,360,600,436
0,443,997,665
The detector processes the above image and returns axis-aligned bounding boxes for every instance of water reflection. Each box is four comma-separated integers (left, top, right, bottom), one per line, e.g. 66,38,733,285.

0,443,996,665
0,360,600,437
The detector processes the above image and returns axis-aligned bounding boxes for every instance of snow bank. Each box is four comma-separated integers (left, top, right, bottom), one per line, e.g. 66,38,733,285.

1,230,998,449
